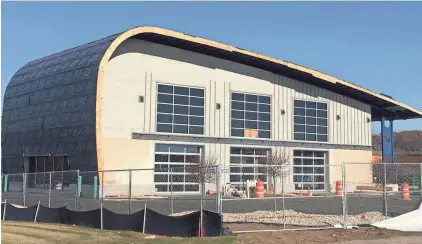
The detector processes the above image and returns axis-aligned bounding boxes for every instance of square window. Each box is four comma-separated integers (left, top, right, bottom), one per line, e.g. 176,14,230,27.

306,101,316,108
259,121,270,130
231,119,244,128
158,84,173,94
157,104,173,114
232,93,244,101
157,113,172,123
232,110,244,119
294,133,305,140
294,108,305,116
232,101,245,110
294,124,305,133
317,110,327,118
294,100,305,107
317,118,328,126
245,111,258,120
174,115,188,125
259,96,270,104
190,97,204,107
173,125,188,134
258,130,270,138
317,126,327,134
190,107,204,116
245,120,258,129
317,134,328,142
306,117,316,125
306,126,316,133
306,134,316,141
189,126,203,135
174,95,189,105
259,113,271,121
190,88,204,97
245,102,258,111
317,103,327,110
174,105,189,115
231,128,243,137
259,104,270,113
174,86,189,95
306,109,316,117
189,116,204,125
157,123,172,133
294,116,305,124
245,94,258,103
158,94,173,104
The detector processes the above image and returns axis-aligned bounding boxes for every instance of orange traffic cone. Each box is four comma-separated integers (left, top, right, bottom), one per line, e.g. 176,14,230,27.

307,186,312,197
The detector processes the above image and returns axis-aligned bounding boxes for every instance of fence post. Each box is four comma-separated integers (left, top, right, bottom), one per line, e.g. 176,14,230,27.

101,171,105,201
76,170,81,211
200,199,203,238
34,201,40,223
3,175,8,192
342,162,347,228
49,172,52,208
100,202,103,230
128,169,132,214
420,164,422,198
23,173,26,207
93,176,98,199
143,203,147,233
282,169,286,230
3,199,7,221
216,166,221,214
170,168,174,215
383,163,388,217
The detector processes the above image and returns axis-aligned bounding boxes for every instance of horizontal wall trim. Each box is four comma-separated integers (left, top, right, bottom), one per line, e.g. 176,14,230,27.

131,133,372,151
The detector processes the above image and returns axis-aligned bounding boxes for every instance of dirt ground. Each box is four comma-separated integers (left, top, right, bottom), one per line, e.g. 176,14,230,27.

2,221,422,244
232,224,422,244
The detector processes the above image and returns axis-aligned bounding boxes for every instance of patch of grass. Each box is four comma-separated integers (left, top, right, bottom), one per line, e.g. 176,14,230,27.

1,221,235,244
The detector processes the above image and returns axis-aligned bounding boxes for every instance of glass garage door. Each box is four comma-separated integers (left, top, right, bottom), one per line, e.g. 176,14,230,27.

293,150,327,191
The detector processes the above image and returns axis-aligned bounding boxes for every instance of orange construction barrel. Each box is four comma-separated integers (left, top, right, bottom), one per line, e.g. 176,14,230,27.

336,180,343,196
401,182,411,200
256,180,265,198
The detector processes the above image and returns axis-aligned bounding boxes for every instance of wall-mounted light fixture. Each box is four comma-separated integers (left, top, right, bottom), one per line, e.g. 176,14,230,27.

336,115,341,120
280,109,285,115
138,96,144,103
216,103,221,110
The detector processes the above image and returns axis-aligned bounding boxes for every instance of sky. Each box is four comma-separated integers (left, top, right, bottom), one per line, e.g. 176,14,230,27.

1,2,422,134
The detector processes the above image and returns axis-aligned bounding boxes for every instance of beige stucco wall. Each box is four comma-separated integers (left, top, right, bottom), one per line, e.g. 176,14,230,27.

102,38,372,145
99,38,373,195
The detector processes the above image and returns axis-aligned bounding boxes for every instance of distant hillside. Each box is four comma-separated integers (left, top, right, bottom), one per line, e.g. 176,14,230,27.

372,130,422,153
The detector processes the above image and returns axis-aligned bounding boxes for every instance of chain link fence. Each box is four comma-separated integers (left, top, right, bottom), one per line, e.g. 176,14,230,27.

2,163,421,232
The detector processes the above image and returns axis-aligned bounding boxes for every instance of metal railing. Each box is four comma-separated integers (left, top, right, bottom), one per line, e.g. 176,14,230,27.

2,163,421,232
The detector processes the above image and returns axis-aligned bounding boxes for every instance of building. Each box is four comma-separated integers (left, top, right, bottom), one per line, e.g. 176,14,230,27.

2,26,422,195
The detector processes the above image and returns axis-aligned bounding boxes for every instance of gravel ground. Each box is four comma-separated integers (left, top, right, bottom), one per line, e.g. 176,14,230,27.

171,210,389,227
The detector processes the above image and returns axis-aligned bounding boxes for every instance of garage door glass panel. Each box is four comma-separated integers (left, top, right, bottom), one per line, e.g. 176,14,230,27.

229,147,269,189
293,150,327,191
154,143,202,192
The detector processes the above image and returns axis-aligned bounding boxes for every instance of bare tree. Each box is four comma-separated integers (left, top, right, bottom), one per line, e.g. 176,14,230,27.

259,148,291,196
185,153,218,199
